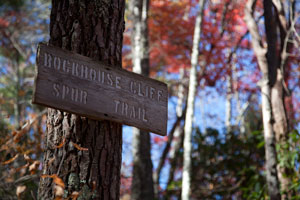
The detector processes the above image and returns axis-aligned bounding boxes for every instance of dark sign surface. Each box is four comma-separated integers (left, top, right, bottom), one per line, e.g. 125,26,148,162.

32,43,168,136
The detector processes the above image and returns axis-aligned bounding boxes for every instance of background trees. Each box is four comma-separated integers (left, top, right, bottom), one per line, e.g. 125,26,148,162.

0,0,300,199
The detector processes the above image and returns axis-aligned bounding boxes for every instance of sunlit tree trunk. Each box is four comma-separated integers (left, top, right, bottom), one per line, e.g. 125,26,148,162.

233,58,247,135
38,1,125,199
225,70,233,132
154,68,186,196
244,0,281,199
181,0,206,199
168,68,185,181
129,0,155,199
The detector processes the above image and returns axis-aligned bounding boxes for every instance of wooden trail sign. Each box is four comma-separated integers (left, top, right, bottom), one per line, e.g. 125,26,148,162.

32,43,168,136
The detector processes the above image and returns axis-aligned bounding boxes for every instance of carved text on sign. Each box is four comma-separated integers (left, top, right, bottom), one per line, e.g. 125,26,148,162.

33,43,168,135
43,52,164,102
114,99,148,122
52,83,88,105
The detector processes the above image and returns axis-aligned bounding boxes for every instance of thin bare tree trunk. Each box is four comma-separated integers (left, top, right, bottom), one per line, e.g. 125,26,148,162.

232,56,248,135
129,0,155,199
14,59,21,129
225,69,233,132
169,68,186,169
153,69,186,195
165,70,186,191
38,1,125,199
244,0,281,199
181,0,206,199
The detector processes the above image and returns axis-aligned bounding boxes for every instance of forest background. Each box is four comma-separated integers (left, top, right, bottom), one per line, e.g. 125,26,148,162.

0,0,299,199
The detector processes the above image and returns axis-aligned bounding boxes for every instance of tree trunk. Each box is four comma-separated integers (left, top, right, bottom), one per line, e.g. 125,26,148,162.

129,0,155,199
153,68,187,196
165,69,186,196
38,1,125,199
271,0,294,198
261,80,281,200
167,68,186,181
225,69,233,133
181,0,206,199
265,0,292,198
272,68,291,199
14,59,21,129
244,0,281,199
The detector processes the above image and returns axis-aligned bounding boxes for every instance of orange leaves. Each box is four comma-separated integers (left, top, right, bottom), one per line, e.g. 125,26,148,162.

54,139,87,151
2,154,19,165
0,18,9,27
29,161,40,174
41,174,65,188
70,191,80,200
149,0,196,73
13,123,31,143
153,136,168,145
72,142,88,151
24,154,34,162
41,174,68,198
56,138,66,149
54,185,65,198
18,90,26,97
16,185,26,198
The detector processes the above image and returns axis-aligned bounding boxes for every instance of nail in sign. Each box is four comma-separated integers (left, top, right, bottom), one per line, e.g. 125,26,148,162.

32,43,168,136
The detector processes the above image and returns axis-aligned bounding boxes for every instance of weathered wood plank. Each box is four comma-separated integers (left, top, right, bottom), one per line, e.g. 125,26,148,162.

32,43,168,136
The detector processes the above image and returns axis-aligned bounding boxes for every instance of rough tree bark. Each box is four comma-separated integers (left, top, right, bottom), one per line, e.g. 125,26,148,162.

181,0,206,199
271,0,294,198
244,0,281,199
38,1,125,199
129,0,155,199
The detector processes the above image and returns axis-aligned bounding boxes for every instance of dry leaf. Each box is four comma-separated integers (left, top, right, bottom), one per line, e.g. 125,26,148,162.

120,194,131,200
48,157,56,166
70,191,80,200
52,175,65,188
16,185,26,198
19,164,28,176
15,163,30,173
18,90,26,97
2,154,19,165
5,177,14,183
29,161,40,174
92,180,97,191
13,129,28,143
24,154,34,162
72,142,88,151
54,185,64,197
41,174,65,188
0,144,9,151
55,138,66,149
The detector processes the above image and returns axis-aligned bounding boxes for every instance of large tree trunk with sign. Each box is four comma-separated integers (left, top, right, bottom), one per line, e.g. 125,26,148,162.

38,1,125,199
181,0,206,199
129,0,155,199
